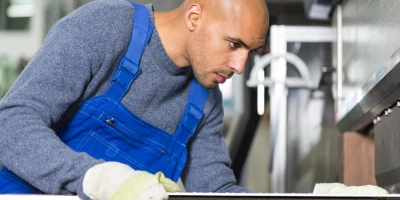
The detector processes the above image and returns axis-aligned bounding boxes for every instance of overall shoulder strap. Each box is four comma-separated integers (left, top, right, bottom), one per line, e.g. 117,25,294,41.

174,79,210,145
188,79,209,110
124,3,154,64
106,3,154,100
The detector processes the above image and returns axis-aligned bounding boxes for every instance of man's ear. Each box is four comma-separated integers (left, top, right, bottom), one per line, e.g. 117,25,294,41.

185,3,202,31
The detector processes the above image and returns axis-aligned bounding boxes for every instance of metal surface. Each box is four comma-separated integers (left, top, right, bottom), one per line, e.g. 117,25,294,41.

3,194,400,200
336,4,343,112
336,0,400,130
336,50,400,132
340,0,400,89
285,26,334,42
270,25,289,193
374,101,400,187
336,47,400,187
247,53,314,89
169,193,400,200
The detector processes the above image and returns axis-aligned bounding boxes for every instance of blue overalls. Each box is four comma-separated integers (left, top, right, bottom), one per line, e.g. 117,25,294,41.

0,2,209,194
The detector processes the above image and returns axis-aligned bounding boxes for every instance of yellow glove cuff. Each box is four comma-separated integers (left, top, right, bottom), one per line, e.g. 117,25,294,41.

110,171,181,200
154,172,181,192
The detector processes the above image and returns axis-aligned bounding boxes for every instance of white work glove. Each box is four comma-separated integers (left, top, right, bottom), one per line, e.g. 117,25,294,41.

83,162,181,200
313,183,388,195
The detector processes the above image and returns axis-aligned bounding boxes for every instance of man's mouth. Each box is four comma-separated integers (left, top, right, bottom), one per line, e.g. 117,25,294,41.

216,74,229,84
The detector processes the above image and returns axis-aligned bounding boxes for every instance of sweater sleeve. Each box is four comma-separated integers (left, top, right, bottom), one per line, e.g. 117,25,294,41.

181,87,249,193
0,0,132,198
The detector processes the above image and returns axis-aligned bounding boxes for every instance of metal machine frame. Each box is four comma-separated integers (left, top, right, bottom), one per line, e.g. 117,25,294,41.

247,25,334,193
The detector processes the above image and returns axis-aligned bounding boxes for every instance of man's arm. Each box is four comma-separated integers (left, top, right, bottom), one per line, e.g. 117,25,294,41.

181,87,249,193
0,0,133,197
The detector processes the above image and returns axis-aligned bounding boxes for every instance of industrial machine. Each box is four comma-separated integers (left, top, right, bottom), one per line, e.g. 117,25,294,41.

336,47,400,191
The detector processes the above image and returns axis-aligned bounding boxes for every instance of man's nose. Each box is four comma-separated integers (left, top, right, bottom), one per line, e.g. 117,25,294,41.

231,52,248,74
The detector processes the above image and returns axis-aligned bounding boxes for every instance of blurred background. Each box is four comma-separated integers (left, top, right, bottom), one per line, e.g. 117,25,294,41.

2,0,400,194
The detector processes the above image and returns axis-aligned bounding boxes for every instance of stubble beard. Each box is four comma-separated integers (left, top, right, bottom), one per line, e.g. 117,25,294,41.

192,66,217,89
189,33,217,89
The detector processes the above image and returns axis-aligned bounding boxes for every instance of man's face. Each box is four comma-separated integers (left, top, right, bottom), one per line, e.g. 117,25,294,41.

187,1,268,88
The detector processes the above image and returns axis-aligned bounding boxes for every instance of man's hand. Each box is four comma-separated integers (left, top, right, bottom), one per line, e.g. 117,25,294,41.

83,162,181,200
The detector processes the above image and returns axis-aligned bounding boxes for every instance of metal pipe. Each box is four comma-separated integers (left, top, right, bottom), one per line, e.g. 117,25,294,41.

337,5,343,111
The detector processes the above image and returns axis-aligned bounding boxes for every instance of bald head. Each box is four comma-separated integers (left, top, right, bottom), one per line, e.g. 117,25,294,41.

181,0,269,50
183,0,269,25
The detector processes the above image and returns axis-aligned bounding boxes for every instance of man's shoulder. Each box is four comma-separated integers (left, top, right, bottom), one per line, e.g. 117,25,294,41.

84,0,133,11
72,0,134,21
49,0,135,42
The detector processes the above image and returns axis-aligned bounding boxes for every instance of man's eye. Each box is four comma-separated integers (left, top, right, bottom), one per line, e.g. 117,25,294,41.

229,41,238,49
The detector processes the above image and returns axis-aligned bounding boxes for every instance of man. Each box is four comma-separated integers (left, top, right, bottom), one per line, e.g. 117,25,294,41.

0,0,268,199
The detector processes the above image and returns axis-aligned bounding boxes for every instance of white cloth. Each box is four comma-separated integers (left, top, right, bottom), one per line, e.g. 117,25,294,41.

313,183,388,195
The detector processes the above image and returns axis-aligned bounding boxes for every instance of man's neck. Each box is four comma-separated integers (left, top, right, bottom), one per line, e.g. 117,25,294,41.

154,8,190,68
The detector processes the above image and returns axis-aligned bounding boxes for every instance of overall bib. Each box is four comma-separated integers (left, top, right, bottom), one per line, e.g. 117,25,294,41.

0,2,209,194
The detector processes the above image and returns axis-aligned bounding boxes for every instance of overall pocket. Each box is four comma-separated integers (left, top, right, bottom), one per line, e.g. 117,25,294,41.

76,116,175,175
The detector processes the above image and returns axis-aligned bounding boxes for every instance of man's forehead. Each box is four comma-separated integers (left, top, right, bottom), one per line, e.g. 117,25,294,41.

219,1,269,50
215,0,267,18
213,0,269,34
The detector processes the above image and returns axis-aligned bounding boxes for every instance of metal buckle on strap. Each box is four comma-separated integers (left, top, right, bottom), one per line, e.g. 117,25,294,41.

187,103,203,119
111,57,141,90
179,104,204,132
180,116,198,132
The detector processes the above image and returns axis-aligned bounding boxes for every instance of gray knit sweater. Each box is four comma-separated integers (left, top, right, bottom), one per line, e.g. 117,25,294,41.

0,0,247,198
